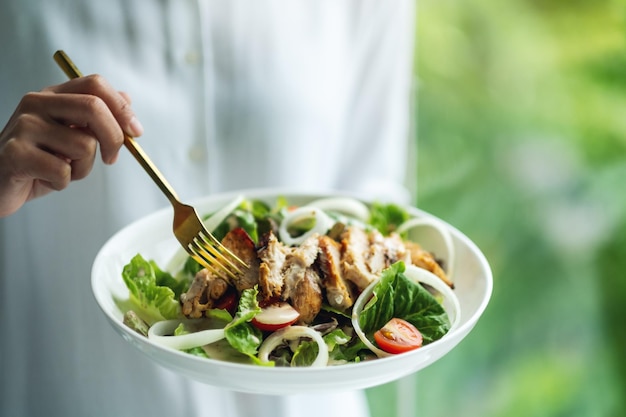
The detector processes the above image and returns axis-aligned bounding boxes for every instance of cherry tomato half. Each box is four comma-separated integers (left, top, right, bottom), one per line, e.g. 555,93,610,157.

374,318,423,354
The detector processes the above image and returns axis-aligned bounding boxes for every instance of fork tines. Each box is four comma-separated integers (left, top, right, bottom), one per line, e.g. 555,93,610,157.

188,231,246,280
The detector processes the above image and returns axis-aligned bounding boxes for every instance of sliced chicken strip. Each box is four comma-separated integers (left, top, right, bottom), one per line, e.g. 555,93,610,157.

317,235,354,311
340,226,377,291
180,269,229,318
404,240,454,288
281,234,320,300
220,227,261,292
289,268,323,324
257,231,289,301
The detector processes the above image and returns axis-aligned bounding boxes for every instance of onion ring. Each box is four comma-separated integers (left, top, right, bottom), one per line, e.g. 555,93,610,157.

258,325,329,367
278,207,334,246
396,217,455,279
148,319,226,350
305,197,370,222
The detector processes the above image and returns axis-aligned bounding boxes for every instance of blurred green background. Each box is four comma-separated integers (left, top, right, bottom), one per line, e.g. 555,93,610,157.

367,0,626,416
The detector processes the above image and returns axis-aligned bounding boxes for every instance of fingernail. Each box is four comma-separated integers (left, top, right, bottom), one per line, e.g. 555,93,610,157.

129,116,144,137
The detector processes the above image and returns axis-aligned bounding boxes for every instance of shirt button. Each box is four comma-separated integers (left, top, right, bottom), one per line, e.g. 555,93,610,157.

185,51,200,65
188,145,206,163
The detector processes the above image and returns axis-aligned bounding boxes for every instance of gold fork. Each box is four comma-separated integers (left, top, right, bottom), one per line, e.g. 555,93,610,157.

53,50,247,280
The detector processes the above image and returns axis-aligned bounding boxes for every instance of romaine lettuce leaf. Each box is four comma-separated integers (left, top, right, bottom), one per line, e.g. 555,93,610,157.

152,260,189,297
328,334,369,363
359,261,450,345
224,287,269,365
291,340,319,367
368,202,411,235
121,254,182,324
210,199,260,243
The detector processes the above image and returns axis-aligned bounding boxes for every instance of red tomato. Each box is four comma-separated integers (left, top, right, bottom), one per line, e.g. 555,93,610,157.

213,289,238,315
374,318,423,354
251,302,300,332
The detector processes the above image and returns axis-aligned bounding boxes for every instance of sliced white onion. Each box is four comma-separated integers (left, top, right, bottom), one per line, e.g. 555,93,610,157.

351,265,461,358
305,197,370,222
258,325,329,367
403,265,461,331
166,195,244,273
278,207,334,246
202,195,245,232
397,217,456,280
148,319,226,350
350,306,390,358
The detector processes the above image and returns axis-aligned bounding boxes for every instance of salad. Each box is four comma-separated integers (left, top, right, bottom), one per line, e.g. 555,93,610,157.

120,196,458,367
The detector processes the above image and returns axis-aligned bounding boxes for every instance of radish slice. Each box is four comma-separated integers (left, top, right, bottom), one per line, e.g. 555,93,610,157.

258,326,329,367
251,303,300,331
278,207,334,246
397,217,456,280
148,319,226,350
305,197,370,222
351,265,461,358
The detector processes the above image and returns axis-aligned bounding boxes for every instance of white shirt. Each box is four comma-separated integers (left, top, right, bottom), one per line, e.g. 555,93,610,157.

0,1,416,416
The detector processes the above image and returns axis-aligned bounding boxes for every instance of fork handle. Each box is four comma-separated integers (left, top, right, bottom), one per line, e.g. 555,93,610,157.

123,135,180,204
53,50,181,205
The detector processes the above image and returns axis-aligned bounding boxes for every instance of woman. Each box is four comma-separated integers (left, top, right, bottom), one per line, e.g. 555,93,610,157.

0,1,416,416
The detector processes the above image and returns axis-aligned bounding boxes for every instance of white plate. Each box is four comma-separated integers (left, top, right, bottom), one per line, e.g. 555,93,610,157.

91,188,493,394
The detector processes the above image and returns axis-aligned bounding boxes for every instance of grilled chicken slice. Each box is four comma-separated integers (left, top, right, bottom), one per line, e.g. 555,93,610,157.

289,268,323,324
366,229,388,275
281,235,322,324
340,226,377,291
257,231,289,301
281,234,319,302
181,227,261,318
317,235,354,311
180,269,229,318
367,230,411,275
382,232,411,268
404,240,454,288
221,227,260,292
288,233,320,266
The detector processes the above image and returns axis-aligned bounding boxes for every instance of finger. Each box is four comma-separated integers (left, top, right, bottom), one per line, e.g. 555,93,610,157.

3,112,97,184
48,75,144,137
6,99,100,163
2,132,72,192
118,91,132,104
30,152,73,191
43,125,98,180
21,91,124,164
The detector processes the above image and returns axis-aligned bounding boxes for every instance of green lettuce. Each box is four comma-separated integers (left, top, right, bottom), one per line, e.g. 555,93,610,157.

212,208,258,242
224,287,269,365
359,261,451,345
291,340,319,367
327,332,370,363
322,328,360,364
121,254,183,324
368,202,411,235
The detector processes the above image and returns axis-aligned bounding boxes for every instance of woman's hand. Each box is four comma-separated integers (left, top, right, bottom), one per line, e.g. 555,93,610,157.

0,74,143,217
